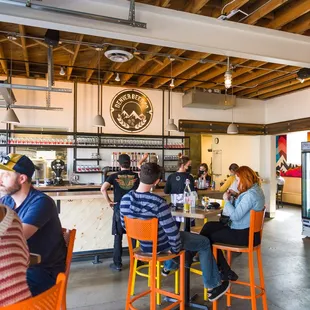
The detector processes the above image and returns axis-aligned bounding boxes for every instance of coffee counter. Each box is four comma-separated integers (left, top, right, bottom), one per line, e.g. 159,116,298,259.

43,187,222,254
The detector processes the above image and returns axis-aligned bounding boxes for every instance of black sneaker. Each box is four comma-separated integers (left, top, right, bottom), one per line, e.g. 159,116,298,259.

208,281,230,302
109,263,122,272
161,267,171,277
220,269,238,281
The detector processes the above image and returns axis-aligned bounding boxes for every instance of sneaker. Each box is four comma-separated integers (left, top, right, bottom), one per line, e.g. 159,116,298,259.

161,267,171,277
208,281,230,302
109,263,122,272
220,269,238,281
193,254,200,262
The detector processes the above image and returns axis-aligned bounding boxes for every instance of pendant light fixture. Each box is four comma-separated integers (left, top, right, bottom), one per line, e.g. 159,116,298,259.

2,44,20,124
226,88,238,134
224,57,232,89
115,73,120,82
166,59,178,131
93,49,105,127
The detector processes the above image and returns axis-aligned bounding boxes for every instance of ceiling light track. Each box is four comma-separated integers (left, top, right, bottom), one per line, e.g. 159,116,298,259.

0,0,147,28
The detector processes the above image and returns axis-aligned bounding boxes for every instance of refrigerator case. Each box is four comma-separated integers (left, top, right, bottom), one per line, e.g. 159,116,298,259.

301,142,310,236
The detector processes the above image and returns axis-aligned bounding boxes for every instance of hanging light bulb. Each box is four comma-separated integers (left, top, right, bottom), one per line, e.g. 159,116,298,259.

224,57,232,89
115,73,120,82
59,66,66,76
2,108,20,124
170,78,175,88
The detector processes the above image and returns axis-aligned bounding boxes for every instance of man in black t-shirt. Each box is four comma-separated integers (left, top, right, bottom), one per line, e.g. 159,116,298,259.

101,154,139,271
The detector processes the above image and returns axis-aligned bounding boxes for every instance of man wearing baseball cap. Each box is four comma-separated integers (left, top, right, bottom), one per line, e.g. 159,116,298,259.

0,154,66,296
101,153,139,271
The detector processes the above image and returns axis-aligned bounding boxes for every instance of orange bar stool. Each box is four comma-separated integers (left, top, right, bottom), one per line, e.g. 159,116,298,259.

212,209,268,310
124,217,185,310
62,228,76,310
3,273,66,310
130,240,179,305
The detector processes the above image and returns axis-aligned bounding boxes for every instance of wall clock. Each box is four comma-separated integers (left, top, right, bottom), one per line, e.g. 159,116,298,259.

214,138,219,144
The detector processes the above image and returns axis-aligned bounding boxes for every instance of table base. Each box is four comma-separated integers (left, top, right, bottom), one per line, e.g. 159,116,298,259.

164,294,209,309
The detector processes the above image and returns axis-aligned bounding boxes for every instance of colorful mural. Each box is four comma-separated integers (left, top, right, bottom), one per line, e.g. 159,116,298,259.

276,134,301,178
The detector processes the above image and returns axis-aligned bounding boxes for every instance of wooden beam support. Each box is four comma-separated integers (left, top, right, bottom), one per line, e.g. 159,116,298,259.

103,62,123,84
259,79,310,99
242,0,289,25
33,39,48,48
18,25,29,77
184,0,211,14
67,34,83,80
120,45,162,85
266,0,310,29
282,12,310,34
137,49,185,87
153,51,210,88
0,44,7,75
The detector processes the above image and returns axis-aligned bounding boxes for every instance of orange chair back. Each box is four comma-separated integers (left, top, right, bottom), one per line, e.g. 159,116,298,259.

62,228,76,277
124,217,158,262
248,207,266,250
3,273,66,309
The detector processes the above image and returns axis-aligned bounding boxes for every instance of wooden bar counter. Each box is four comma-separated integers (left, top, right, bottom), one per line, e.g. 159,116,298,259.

38,185,223,254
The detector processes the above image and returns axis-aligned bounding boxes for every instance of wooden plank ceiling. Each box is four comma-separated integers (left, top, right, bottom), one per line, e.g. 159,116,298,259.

0,0,309,99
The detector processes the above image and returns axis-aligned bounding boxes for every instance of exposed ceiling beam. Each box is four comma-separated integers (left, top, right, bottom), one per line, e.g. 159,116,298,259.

281,12,310,34
265,0,310,29
0,44,7,75
235,67,297,96
246,75,297,98
153,51,209,88
137,48,185,87
18,25,29,77
173,55,227,87
184,0,210,14
1,1,309,68
67,34,83,80
242,0,289,25
155,0,170,7
120,45,163,85
259,79,310,99
85,52,104,82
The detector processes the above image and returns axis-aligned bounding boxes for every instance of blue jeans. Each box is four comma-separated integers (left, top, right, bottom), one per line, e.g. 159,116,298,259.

164,231,221,289
27,266,57,296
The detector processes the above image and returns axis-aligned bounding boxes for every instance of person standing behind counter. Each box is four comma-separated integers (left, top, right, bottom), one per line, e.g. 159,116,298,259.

197,163,211,188
219,163,239,193
101,154,139,272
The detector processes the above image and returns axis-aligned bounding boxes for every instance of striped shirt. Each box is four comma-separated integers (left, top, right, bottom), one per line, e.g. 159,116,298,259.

0,205,31,306
120,191,181,253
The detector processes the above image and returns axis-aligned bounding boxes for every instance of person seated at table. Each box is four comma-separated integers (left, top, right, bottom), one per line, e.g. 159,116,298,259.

164,156,195,229
120,163,230,302
0,204,31,306
0,154,67,296
200,166,265,281
276,170,285,186
197,163,211,188
219,163,239,193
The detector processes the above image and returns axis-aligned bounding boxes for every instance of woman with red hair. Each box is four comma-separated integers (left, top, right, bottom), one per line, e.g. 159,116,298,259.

200,166,265,281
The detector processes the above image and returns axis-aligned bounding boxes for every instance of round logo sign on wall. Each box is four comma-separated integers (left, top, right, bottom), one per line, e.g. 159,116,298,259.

110,89,153,133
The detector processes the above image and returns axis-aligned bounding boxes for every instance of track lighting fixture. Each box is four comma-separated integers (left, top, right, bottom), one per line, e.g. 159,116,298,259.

224,57,232,89
7,34,17,41
170,78,175,88
59,66,66,76
115,73,120,82
297,77,305,83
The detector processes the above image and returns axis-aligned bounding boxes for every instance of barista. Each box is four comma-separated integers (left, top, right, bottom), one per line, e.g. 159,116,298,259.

197,163,211,188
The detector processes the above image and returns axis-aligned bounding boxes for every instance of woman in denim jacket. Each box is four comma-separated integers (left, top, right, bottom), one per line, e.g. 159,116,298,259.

200,166,265,281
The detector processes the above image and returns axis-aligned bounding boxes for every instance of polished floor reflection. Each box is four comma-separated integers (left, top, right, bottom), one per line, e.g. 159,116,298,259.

67,205,310,310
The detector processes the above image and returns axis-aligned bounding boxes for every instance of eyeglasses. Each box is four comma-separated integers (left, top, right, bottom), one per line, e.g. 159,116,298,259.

0,155,11,165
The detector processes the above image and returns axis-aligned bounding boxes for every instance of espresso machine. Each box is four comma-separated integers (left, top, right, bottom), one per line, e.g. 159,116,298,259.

51,159,65,185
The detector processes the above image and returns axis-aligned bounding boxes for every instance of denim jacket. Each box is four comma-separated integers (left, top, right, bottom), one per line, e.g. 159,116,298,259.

224,183,265,230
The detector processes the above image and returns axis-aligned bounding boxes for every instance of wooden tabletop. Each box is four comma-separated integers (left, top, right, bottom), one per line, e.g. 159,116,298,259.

172,207,221,219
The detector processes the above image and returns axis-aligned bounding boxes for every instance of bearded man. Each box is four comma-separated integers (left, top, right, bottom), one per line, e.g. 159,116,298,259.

0,154,66,296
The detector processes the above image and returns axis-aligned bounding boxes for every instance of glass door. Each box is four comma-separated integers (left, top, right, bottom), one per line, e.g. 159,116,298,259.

302,151,310,218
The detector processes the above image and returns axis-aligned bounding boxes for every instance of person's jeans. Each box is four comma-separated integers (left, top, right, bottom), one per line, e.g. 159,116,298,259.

113,234,123,267
164,231,221,289
27,266,57,296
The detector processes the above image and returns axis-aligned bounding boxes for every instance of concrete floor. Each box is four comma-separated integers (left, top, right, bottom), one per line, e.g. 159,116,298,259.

67,205,310,310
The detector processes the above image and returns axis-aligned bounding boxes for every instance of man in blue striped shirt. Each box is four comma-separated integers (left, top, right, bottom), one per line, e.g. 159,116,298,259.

120,163,230,302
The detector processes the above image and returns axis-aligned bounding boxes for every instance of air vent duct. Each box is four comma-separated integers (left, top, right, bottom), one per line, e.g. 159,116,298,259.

182,89,236,110
104,47,133,63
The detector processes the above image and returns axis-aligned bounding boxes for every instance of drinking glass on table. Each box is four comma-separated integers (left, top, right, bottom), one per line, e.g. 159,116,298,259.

201,196,209,211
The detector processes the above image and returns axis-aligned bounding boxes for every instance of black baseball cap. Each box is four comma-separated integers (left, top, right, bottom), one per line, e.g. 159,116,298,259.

118,154,131,165
0,153,35,178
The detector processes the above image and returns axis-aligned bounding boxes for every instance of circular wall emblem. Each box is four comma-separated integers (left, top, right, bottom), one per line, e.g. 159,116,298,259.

110,89,153,133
